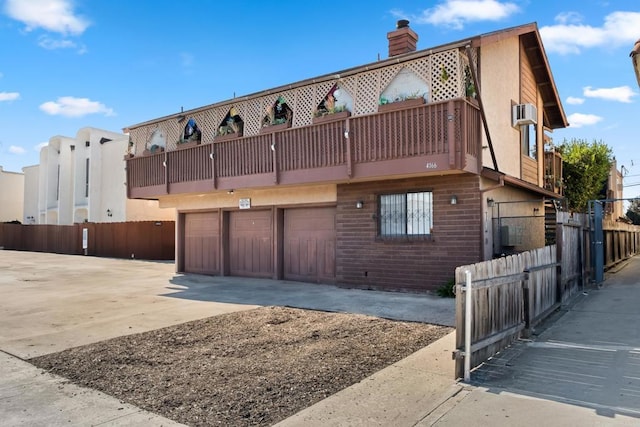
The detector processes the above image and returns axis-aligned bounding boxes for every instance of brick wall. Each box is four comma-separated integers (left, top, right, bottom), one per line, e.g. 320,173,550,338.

336,174,482,293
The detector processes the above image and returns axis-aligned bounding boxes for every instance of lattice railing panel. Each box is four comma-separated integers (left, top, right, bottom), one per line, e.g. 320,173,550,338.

129,49,468,150
378,64,403,97
407,57,432,93
431,50,462,102
353,70,382,115
293,84,319,128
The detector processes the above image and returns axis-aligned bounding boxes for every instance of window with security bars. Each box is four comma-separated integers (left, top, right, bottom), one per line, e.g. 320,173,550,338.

378,191,433,236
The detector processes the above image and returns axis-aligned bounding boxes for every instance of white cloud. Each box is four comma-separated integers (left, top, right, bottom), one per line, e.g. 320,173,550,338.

540,11,640,54
566,96,584,105
35,142,48,151
0,92,20,101
4,0,90,35
39,96,115,118
9,145,25,155
38,36,87,53
583,86,636,103
554,12,583,25
568,113,603,128
38,35,75,49
404,0,519,30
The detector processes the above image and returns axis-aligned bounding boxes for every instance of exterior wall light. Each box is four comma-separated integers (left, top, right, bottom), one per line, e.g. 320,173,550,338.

356,200,364,209
450,195,458,205
487,198,495,207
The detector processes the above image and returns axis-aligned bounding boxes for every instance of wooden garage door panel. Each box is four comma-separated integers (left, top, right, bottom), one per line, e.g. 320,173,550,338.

284,207,336,284
184,212,219,275
229,210,273,278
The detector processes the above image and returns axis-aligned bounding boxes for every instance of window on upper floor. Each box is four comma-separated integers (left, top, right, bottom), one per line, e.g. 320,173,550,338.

521,124,536,159
378,191,433,237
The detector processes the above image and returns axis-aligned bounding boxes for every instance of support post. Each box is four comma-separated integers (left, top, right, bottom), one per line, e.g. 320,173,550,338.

464,269,472,382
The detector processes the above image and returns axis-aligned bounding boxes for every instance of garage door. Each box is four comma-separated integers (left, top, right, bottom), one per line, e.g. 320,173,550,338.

229,210,273,278
184,212,219,275
284,207,336,284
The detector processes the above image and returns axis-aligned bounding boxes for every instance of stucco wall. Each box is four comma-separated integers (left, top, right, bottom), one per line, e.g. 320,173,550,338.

159,184,338,211
0,166,24,222
480,37,521,177
22,165,39,224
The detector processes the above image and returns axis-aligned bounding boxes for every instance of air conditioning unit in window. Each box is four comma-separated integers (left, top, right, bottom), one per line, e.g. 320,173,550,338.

512,103,537,127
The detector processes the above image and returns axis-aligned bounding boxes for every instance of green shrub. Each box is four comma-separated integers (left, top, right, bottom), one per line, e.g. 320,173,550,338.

436,278,456,298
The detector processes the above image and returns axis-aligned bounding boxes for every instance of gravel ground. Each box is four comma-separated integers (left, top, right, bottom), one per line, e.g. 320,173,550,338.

30,306,452,427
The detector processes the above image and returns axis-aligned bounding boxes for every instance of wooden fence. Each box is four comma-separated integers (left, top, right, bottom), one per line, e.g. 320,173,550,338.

0,221,175,260
454,212,640,379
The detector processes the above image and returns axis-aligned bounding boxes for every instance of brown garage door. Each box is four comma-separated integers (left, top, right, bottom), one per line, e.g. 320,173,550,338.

184,212,219,275
229,210,273,278
284,207,336,284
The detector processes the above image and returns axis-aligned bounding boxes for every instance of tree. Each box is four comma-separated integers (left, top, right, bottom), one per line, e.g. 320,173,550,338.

557,139,613,212
626,198,640,225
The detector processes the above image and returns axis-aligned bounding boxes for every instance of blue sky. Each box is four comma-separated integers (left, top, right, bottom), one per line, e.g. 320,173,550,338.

1,0,639,198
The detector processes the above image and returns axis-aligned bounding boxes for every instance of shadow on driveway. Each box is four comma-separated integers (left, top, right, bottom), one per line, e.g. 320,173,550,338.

166,274,455,326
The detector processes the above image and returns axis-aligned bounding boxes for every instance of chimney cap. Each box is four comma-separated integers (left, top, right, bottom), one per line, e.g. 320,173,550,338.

397,19,410,29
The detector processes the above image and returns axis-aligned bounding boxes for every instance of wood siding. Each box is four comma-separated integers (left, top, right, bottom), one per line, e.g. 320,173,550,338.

335,174,483,292
520,39,540,186
521,155,537,184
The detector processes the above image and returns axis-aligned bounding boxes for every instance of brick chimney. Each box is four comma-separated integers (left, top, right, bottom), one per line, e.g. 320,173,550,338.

387,19,418,57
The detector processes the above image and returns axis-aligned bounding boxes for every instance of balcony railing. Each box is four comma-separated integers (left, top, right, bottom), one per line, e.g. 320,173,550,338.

127,98,481,199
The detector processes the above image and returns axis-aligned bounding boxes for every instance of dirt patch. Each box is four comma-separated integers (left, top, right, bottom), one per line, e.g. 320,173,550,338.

30,306,451,426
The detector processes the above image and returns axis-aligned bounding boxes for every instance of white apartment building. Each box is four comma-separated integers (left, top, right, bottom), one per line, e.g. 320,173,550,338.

28,127,174,225
0,166,24,222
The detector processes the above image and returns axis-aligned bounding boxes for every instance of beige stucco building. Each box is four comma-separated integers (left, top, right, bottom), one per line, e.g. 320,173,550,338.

0,166,24,222
26,127,174,225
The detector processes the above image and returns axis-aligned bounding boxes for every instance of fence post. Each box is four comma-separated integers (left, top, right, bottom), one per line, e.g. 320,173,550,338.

522,270,531,338
464,270,472,382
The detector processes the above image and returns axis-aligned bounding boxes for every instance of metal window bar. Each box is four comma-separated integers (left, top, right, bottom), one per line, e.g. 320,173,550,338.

379,191,432,236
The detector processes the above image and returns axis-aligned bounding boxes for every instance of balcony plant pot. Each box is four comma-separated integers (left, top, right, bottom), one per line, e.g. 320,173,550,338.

215,131,242,142
142,146,164,156
176,140,200,150
312,110,351,124
259,121,291,134
378,97,425,113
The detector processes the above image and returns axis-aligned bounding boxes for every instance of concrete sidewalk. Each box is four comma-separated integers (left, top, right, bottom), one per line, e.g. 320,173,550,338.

275,257,640,426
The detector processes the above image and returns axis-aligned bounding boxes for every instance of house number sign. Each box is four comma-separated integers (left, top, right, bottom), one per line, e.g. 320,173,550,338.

239,198,251,209
425,162,438,169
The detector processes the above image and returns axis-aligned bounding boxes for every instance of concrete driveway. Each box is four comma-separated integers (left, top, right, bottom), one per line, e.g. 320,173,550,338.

0,250,453,360
0,249,455,426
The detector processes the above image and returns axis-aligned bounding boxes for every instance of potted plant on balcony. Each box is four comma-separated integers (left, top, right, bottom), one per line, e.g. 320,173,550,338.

124,137,135,159
378,91,426,113
176,118,202,149
312,92,351,124
215,107,244,142
260,96,292,133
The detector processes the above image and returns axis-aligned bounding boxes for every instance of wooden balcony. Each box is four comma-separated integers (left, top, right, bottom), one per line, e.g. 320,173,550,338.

126,98,481,199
